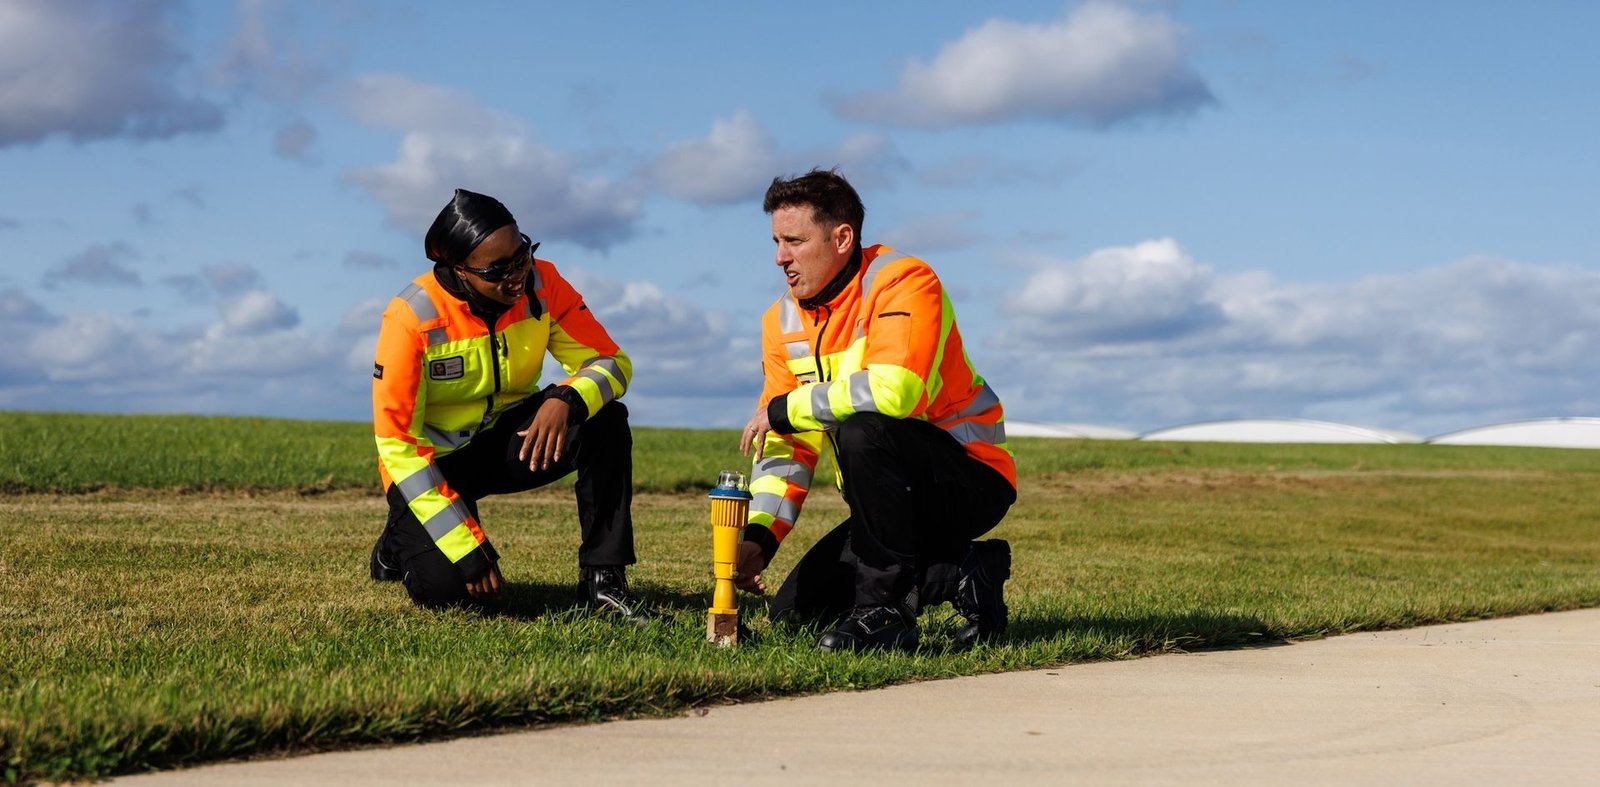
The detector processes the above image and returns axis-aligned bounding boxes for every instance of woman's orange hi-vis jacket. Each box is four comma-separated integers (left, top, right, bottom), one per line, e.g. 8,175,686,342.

372,261,630,571
746,244,1015,545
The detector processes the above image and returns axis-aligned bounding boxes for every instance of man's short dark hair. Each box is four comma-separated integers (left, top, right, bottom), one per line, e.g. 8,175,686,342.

763,168,865,241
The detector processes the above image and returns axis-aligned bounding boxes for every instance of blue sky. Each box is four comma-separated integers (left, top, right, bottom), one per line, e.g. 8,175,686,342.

2,0,1597,436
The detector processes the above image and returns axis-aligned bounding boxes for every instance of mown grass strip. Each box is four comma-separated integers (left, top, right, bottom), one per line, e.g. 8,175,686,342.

5,410,1598,493
2,415,1599,782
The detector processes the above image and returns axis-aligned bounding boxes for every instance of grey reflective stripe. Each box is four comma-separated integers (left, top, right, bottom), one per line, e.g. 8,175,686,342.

936,383,1000,425
424,328,448,346
852,251,908,340
946,420,1005,446
809,382,840,427
750,491,801,524
396,466,446,503
784,340,810,360
779,296,802,333
420,499,473,541
581,356,627,387
423,424,473,451
576,368,617,403
858,251,906,302
753,456,811,483
397,283,439,322
530,264,544,294
847,371,876,413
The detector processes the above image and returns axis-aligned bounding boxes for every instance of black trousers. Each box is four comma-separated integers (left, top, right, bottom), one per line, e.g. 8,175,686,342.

379,394,635,609
770,412,1015,623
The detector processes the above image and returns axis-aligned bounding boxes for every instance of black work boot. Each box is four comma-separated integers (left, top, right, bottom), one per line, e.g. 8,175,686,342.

952,539,1011,646
577,566,657,623
369,532,401,582
817,604,919,653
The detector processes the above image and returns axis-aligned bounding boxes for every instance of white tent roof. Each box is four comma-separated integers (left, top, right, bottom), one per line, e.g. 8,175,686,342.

1139,418,1423,445
1427,418,1600,448
1007,420,1136,439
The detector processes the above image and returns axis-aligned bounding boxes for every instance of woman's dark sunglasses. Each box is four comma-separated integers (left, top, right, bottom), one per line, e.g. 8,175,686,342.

461,234,538,282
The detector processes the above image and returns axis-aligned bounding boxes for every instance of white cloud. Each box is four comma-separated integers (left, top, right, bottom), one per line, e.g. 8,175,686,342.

562,268,755,399
44,243,144,289
832,1,1213,129
648,111,780,205
339,74,643,250
1004,238,1222,343
161,262,262,299
215,0,332,101
988,241,1600,435
219,289,300,336
0,267,762,427
0,0,223,146
0,288,375,419
646,111,904,205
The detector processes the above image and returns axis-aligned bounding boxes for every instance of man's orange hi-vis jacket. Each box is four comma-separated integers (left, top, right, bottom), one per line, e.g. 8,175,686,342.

747,244,1014,546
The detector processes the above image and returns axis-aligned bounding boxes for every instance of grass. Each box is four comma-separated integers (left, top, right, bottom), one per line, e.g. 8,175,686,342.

3,412,1600,782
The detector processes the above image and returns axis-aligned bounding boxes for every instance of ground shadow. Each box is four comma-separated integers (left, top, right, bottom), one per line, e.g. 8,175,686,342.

1002,609,1292,654
493,580,710,622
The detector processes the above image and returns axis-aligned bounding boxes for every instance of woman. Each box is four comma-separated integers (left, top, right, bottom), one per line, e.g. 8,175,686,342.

369,188,649,618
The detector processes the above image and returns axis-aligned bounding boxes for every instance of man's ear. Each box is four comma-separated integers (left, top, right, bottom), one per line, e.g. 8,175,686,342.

832,222,855,255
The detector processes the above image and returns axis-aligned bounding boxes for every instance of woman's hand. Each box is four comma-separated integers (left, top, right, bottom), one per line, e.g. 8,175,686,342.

517,397,572,472
465,562,504,600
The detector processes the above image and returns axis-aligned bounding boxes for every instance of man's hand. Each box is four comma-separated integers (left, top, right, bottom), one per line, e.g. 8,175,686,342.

517,397,572,472
465,562,504,601
733,540,768,594
740,407,772,459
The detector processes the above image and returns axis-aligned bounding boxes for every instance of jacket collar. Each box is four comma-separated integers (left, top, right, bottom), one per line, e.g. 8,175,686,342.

433,263,512,325
797,245,863,311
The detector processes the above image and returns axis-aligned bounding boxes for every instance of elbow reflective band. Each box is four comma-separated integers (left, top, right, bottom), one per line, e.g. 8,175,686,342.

567,355,628,414
790,365,925,431
945,419,1006,446
936,381,1000,425
395,465,447,503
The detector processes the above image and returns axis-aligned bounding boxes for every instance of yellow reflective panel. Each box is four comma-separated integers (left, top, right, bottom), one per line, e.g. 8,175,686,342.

436,524,481,563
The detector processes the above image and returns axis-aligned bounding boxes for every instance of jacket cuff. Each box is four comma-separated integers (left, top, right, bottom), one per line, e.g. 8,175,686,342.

548,384,590,424
766,394,795,435
741,524,780,566
454,540,499,582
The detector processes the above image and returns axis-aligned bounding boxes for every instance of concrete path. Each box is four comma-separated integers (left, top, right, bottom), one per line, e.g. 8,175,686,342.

118,608,1600,785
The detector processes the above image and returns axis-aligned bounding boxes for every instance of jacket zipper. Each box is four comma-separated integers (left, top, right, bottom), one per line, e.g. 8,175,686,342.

481,323,504,428
811,304,841,457
812,304,832,382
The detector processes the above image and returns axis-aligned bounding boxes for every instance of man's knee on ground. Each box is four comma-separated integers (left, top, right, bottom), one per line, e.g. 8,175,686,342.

834,411,897,459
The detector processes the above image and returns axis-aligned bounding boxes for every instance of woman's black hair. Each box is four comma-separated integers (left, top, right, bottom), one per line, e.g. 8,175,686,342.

423,189,516,266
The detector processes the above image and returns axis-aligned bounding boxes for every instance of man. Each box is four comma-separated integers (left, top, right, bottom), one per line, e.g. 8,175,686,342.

370,188,650,620
737,169,1017,652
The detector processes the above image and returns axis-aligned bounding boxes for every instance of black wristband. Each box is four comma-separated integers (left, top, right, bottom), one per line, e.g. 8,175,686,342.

766,394,794,434
549,384,589,424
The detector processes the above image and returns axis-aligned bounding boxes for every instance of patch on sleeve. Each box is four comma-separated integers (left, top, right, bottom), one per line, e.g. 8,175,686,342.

428,356,466,380
372,363,384,379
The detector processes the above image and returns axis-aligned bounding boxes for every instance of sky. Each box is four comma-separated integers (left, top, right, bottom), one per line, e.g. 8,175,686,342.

1,0,1597,437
